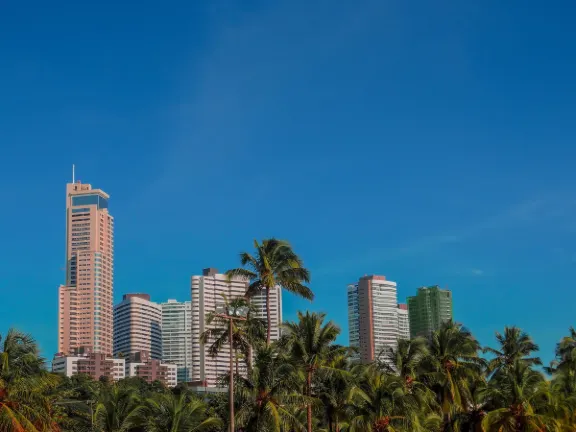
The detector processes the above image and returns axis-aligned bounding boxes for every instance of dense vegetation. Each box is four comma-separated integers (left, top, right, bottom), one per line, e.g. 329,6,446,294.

2,239,576,431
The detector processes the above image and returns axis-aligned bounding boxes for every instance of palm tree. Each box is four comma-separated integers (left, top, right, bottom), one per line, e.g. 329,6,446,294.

484,327,542,377
281,311,345,432
226,239,312,345
347,366,431,432
377,337,429,386
317,352,355,432
482,360,557,432
200,295,265,374
0,329,46,382
422,321,485,429
0,329,61,432
235,346,306,432
93,384,141,432
134,392,222,432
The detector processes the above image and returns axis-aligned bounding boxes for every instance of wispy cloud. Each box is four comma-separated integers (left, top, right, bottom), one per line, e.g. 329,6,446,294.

312,197,562,276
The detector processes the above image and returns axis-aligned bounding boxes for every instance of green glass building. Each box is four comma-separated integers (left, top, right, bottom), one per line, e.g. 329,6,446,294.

407,286,453,339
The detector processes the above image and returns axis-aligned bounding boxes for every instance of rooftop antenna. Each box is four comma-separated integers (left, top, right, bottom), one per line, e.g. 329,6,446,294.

72,164,75,183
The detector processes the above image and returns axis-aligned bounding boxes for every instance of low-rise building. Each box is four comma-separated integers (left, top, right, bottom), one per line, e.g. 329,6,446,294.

52,348,125,381
126,351,177,388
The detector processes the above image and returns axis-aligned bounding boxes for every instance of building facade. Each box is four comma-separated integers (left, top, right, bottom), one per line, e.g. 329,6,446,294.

58,180,114,355
52,349,125,381
161,299,193,383
113,294,162,359
397,304,410,340
126,351,178,388
407,286,453,339
190,268,282,387
347,283,360,359
347,275,399,363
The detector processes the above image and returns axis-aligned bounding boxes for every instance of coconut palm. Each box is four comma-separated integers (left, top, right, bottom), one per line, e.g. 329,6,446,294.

235,346,306,432
377,337,429,384
0,329,61,432
347,366,430,432
93,384,141,432
281,311,346,432
133,392,222,432
482,360,558,432
484,327,541,377
317,352,356,432
226,239,312,345
200,295,266,374
422,321,485,429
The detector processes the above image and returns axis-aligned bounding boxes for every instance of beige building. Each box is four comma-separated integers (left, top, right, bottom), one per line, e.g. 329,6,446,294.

126,351,178,388
113,294,162,359
190,268,282,388
58,180,114,355
52,348,125,381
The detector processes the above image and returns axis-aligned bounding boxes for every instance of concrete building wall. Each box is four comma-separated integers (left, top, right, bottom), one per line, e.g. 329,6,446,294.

58,180,114,355
52,351,125,381
161,299,193,383
348,275,399,363
113,294,162,359
407,286,453,339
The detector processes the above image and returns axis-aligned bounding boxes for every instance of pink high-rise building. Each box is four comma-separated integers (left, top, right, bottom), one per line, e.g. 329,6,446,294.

58,179,114,355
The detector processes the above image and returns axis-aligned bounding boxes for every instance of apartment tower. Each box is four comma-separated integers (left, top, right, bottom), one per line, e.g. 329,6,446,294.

347,275,399,363
161,299,193,383
58,179,114,355
407,286,453,339
191,268,282,387
397,304,410,340
113,294,162,359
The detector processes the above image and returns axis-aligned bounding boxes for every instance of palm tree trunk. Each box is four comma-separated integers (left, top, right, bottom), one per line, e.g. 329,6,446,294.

247,344,253,370
307,369,313,432
265,286,271,346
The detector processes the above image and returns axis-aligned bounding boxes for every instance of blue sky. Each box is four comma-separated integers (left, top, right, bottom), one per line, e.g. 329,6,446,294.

1,0,576,364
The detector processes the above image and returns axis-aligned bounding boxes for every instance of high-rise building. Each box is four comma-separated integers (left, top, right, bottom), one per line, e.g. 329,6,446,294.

161,299,193,383
347,275,399,363
113,294,162,359
190,268,282,387
58,179,114,355
347,283,360,359
397,304,410,340
407,286,453,339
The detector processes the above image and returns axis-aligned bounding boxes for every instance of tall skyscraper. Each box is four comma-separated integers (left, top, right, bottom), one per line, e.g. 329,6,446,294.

58,179,114,355
407,286,453,339
113,294,162,359
347,275,399,363
161,299,193,383
190,268,282,387
397,304,410,340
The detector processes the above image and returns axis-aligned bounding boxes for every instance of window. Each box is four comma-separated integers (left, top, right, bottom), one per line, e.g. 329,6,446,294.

72,194,108,209
72,208,91,214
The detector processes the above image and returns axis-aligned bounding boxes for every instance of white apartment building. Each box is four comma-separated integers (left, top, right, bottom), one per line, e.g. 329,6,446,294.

52,351,125,381
397,304,410,340
161,299,193,383
191,268,282,387
347,275,399,363
113,294,162,359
